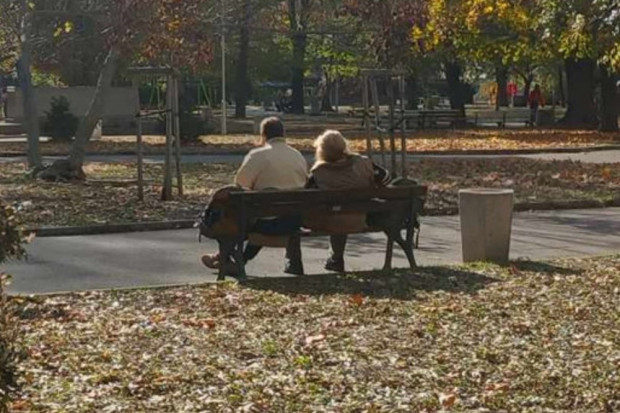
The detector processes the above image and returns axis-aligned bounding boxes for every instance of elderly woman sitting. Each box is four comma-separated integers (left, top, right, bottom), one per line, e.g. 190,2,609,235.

306,130,390,272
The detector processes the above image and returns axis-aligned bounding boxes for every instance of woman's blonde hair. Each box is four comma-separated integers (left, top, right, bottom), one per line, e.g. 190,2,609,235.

314,130,350,164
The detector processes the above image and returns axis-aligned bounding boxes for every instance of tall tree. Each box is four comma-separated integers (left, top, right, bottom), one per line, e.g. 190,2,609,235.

538,0,620,129
412,0,472,115
462,0,541,109
286,0,311,114
415,0,546,112
38,0,216,180
234,0,252,118
0,0,42,170
347,0,422,68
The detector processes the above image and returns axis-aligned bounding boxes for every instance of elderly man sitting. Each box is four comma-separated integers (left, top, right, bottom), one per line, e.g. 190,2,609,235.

201,117,308,276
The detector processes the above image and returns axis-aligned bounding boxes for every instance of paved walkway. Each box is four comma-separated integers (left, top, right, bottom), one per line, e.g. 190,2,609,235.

4,208,620,295
1,149,619,165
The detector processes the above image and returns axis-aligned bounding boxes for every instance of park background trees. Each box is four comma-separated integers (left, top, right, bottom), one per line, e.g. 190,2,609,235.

1,0,218,178
0,0,618,180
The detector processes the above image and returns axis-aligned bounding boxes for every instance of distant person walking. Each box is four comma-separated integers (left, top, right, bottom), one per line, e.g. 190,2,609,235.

528,85,545,126
0,87,8,121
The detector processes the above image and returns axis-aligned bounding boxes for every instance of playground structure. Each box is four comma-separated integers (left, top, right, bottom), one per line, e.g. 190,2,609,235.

128,67,183,202
360,69,408,179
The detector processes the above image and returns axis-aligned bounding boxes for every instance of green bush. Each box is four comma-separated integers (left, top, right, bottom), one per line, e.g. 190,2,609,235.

157,107,213,143
0,203,26,264
0,273,18,413
43,96,79,142
0,202,26,413
179,109,208,142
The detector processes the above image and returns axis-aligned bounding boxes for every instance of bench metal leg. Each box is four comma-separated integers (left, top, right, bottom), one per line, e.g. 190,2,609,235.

217,239,234,281
232,248,247,280
383,234,394,272
394,235,417,269
217,238,248,281
233,238,248,280
407,221,421,250
383,228,416,271
415,228,420,249
406,225,414,251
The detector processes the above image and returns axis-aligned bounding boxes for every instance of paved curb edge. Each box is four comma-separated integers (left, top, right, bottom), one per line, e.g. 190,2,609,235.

3,144,620,159
26,198,620,237
27,220,196,237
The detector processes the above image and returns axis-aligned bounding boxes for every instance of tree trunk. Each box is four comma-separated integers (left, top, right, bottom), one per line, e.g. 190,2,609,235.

599,64,619,132
560,58,598,128
320,72,334,112
287,0,309,114
495,65,509,109
291,32,307,114
234,0,251,118
17,1,41,170
39,49,118,181
523,74,533,100
405,75,418,110
445,62,465,117
68,49,118,170
558,65,566,107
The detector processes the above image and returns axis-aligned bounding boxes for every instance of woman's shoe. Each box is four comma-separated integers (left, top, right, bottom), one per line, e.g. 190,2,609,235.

284,260,304,276
325,257,345,273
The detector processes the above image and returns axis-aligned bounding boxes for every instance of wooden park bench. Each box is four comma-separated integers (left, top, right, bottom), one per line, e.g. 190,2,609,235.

473,110,532,128
354,110,466,131
211,185,427,280
406,110,466,129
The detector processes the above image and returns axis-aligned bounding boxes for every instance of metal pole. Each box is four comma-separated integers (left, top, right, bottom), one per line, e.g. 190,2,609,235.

162,75,173,201
334,76,339,113
399,75,407,178
387,75,397,178
220,0,227,135
133,79,144,202
173,77,183,196
362,75,372,159
370,78,387,167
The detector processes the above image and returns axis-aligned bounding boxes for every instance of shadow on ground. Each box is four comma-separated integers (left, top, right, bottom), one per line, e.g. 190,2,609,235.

242,266,497,300
510,259,585,276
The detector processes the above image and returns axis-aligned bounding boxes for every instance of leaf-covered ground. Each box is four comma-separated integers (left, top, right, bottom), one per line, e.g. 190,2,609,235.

1,157,619,228
9,256,620,412
0,129,618,156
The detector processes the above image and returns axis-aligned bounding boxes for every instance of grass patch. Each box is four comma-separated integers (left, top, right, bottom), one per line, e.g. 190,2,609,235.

1,157,619,228
0,129,618,156
8,256,620,411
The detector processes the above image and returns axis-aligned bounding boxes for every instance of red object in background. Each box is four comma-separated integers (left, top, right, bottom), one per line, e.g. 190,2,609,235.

528,88,545,107
507,82,518,97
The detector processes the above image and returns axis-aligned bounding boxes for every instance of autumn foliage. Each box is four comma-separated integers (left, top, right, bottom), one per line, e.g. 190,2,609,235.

0,201,26,413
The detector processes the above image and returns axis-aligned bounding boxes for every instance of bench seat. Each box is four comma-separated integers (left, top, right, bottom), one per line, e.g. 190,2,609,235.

214,185,427,280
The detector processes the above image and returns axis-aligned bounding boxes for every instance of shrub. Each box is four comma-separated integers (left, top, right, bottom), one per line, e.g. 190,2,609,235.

0,273,18,413
179,108,208,142
0,202,27,413
43,96,79,142
0,203,26,264
157,106,213,143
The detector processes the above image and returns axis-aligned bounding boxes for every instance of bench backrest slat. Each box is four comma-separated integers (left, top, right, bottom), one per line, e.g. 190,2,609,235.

228,186,427,206
224,186,426,220
235,199,417,217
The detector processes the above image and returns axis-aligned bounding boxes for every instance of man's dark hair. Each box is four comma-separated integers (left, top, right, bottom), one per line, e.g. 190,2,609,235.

260,117,284,140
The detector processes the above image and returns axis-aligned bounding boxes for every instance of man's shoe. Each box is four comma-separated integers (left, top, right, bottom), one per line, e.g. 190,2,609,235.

284,260,304,276
201,254,220,270
325,257,345,273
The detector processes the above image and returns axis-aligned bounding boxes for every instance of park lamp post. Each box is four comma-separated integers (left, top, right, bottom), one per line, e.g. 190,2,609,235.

220,0,227,135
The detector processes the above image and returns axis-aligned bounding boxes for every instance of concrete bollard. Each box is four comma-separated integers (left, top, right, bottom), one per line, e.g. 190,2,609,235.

459,188,514,264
